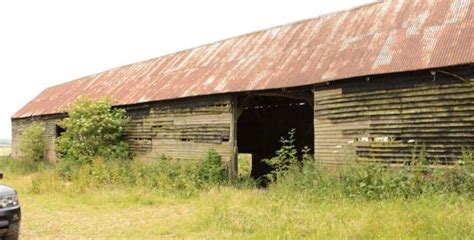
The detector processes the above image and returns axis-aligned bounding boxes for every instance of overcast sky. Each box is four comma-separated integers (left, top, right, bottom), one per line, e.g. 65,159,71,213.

0,0,376,140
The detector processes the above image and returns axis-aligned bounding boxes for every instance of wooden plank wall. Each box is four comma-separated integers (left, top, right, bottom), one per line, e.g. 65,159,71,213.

314,68,474,166
11,116,62,162
11,95,233,163
124,95,233,162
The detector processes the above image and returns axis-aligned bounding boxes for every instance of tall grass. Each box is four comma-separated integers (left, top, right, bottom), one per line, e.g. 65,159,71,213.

8,151,472,201
1,136,472,201
0,156,52,175
25,150,228,197
264,132,473,200
15,183,474,239
271,158,473,201
2,145,473,238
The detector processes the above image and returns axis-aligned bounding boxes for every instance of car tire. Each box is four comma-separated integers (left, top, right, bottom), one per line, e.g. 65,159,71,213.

2,231,19,240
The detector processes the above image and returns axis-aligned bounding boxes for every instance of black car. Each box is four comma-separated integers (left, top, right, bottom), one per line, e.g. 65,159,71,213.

0,173,20,240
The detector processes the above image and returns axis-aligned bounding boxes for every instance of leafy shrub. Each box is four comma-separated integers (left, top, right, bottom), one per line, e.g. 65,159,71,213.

137,155,198,194
56,97,130,166
57,157,77,180
267,130,474,200
194,149,227,186
429,147,474,194
264,129,298,178
18,122,45,162
339,164,421,200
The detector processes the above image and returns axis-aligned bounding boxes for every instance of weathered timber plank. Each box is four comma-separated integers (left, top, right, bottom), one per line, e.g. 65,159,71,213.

314,73,474,165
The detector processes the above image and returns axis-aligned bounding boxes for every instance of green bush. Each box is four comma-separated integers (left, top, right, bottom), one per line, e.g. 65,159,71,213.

18,122,45,162
339,164,422,200
194,149,227,186
429,147,474,194
268,130,474,200
56,97,130,166
264,129,298,180
137,156,198,194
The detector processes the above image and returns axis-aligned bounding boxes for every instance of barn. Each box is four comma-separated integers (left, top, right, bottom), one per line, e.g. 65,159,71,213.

12,0,474,178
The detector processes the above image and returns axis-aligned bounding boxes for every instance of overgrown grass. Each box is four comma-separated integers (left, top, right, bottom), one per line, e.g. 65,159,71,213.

20,150,227,197
0,156,52,175
268,157,474,201
264,131,473,200
0,142,473,238
2,143,473,200
238,154,252,178
3,173,473,239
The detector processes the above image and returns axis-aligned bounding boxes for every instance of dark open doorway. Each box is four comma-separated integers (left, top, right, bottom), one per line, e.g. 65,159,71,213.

55,125,65,138
236,91,314,181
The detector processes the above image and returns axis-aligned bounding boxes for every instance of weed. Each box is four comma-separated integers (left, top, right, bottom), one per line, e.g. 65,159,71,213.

267,130,474,200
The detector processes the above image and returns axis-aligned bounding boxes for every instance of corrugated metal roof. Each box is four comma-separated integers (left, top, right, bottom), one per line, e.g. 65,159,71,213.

13,0,474,119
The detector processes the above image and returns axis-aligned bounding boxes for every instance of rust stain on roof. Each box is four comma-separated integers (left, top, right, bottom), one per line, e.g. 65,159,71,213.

14,0,474,118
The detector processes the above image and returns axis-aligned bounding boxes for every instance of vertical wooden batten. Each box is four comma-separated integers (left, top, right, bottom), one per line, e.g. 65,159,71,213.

228,95,239,179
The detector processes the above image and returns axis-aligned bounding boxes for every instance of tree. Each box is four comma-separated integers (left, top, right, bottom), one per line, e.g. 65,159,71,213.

56,97,130,164
19,122,45,162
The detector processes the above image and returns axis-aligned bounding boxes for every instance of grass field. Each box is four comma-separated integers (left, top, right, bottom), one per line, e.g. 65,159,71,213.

2,172,473,239
0,146,11,156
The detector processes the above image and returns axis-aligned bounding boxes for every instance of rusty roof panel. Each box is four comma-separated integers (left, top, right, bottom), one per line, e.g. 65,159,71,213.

13,0,474,118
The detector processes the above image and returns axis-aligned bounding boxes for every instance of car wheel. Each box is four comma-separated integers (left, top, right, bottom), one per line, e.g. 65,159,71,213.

2,231,19,240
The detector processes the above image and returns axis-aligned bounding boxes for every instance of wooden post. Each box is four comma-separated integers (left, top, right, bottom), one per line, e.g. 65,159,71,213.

312,87,316,162
229,95,239,180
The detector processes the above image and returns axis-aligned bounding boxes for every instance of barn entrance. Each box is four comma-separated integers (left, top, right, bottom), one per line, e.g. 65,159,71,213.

236,91,314,182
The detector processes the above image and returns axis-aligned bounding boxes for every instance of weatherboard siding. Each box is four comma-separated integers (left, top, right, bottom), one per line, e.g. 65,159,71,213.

124,95,233,162
314,69,474,166
11,95,233,163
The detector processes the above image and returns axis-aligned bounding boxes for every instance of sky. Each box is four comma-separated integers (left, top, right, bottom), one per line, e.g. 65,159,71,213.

0,0,376,140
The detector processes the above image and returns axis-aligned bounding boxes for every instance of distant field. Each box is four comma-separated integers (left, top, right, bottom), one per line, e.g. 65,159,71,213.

0,146,11,156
